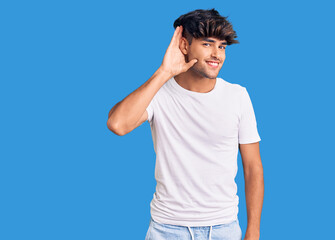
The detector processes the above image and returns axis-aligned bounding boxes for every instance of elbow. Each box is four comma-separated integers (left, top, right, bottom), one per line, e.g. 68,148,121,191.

244,165,264,179
107,120,126,136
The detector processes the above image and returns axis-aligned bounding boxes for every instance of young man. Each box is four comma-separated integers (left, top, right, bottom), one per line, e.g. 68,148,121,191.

107,8,264,240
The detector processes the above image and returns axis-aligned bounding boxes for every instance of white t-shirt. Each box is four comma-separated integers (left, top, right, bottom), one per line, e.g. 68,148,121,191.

146,76,261,227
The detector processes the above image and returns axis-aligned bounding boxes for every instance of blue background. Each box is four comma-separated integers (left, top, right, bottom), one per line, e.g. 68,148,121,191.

1,0,334,239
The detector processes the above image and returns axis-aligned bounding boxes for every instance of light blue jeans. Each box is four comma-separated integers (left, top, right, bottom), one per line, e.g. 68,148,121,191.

145,217,242,240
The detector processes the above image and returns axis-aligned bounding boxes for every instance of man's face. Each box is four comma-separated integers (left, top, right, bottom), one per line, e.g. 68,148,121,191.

184,37,227,79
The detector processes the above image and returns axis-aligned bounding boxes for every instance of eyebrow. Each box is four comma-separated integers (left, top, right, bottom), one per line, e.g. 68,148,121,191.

202,38,227,45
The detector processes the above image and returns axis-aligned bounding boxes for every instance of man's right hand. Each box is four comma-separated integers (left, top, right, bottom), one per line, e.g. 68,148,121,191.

160,25,198,78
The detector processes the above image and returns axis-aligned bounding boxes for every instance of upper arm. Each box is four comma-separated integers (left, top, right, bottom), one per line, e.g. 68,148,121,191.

108,110,148,136
107,102,148,135
132,110,149,130
108,102,121,119
239,142,263,173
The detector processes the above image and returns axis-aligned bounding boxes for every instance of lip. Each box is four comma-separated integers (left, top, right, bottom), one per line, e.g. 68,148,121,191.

206,61,219,68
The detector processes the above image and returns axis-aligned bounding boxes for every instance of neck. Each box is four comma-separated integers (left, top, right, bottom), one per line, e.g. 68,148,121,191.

174,70,217,93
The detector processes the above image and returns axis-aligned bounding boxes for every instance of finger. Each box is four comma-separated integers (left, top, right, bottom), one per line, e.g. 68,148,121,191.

177,25,183,37
175,25,183,44
171,26,182,47
176,25,185,48
169,26,180,46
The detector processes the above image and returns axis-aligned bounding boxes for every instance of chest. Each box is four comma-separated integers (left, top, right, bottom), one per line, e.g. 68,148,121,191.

154,93,240,144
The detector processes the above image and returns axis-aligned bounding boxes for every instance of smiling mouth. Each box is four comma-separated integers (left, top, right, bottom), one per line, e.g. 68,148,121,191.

206,61,219,68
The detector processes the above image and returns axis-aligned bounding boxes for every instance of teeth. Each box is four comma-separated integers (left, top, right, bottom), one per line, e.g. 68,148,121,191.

208,62,218,66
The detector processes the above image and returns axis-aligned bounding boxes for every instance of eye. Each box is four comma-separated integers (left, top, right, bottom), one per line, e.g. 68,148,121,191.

203,43,210,46
219,46,226,50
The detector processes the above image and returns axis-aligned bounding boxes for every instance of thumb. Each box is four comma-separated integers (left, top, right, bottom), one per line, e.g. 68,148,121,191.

185,59,198,69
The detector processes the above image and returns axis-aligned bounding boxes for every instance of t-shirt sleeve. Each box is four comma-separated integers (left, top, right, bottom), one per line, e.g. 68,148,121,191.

238,87,261,144
146,97,155,123
146,83,165,123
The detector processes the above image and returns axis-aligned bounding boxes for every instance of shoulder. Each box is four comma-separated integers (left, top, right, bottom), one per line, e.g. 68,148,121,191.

217,77,246,95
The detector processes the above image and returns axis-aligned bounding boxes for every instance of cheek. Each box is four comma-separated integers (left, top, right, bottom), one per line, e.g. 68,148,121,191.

187,51,197,60
187,54,199,63
188,48,206,60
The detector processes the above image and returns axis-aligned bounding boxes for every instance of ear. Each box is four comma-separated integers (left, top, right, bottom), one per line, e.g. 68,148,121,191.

179,37,189,55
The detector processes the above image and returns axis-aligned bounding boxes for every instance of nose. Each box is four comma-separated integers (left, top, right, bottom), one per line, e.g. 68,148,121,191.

211,48,219,60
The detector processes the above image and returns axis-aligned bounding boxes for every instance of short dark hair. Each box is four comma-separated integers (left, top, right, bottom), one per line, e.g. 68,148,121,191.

173,8,239,46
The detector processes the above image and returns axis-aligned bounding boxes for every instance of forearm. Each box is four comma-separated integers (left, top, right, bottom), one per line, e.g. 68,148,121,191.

107,67,172,135
244,166,264,239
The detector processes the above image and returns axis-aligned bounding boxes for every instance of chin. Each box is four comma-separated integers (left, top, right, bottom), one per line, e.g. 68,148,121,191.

191,66,218,79
200,71,219,79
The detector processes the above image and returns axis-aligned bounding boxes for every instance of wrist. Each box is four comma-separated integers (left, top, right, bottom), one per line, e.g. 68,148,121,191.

158,65,174,79
245,227,260,239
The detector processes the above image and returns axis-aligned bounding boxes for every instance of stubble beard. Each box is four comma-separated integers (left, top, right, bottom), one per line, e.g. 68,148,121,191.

186,55,218,80
190,64,217,79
